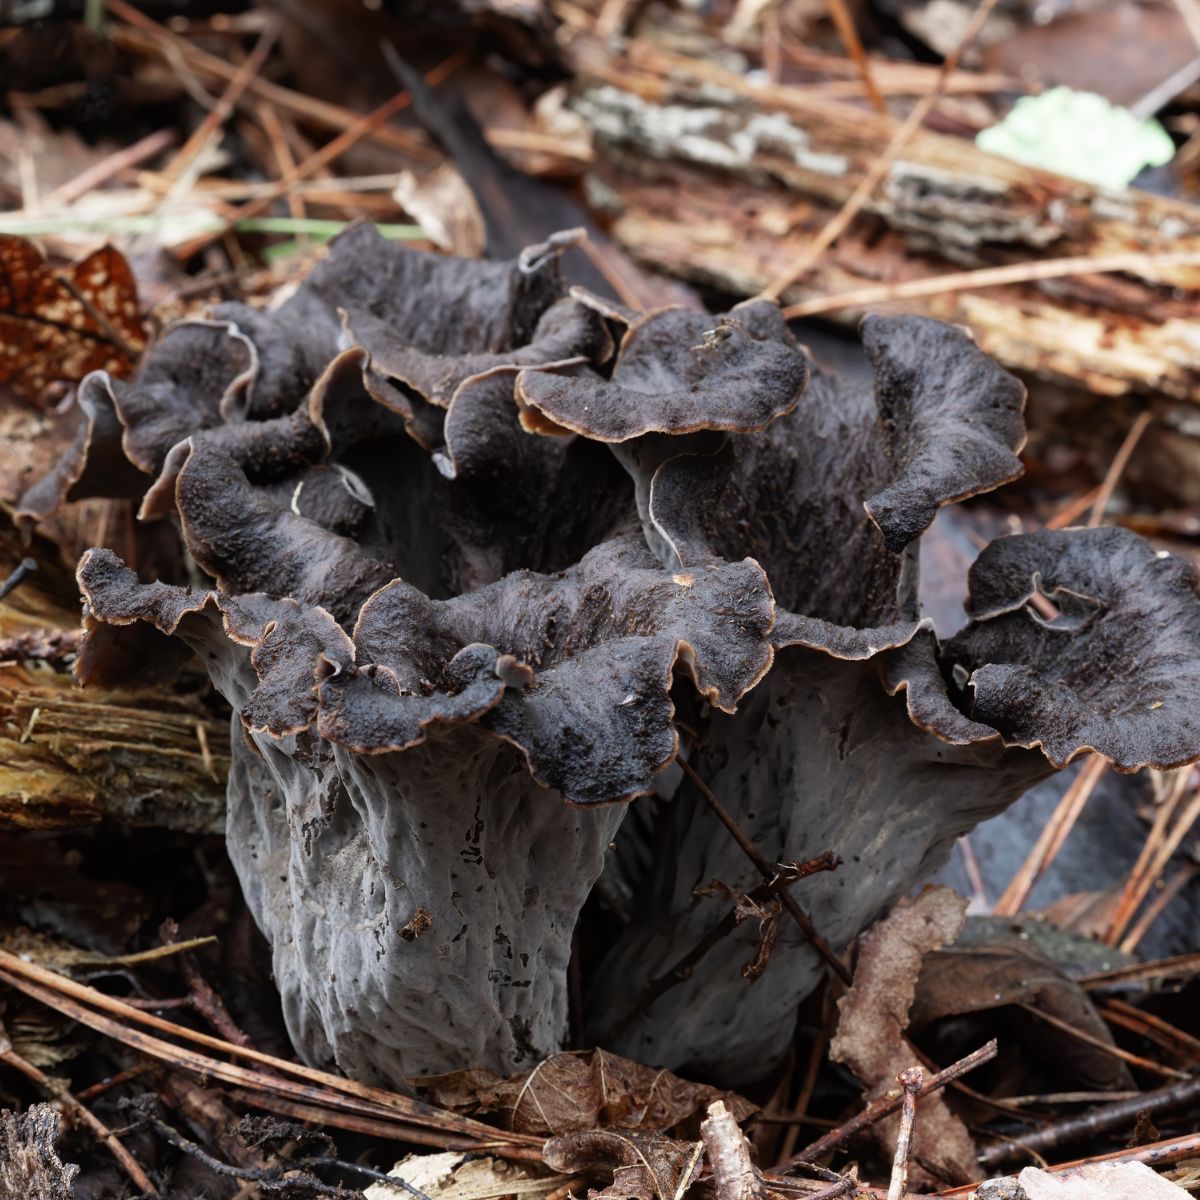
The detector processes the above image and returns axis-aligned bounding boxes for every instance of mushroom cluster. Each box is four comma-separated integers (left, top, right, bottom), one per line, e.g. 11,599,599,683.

33,224,1200,1088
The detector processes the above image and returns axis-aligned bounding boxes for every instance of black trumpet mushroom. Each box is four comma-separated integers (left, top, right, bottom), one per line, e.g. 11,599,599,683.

34,226,1200,1089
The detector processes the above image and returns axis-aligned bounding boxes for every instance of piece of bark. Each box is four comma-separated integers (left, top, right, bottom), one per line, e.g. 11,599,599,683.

0,1104,79,1200
700,1100,765,1200
0,665,227,833
565,34,1200,411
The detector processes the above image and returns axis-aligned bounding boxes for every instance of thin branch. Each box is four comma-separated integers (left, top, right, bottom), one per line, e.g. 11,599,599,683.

678,759,851,985
778,1040,998,1168
974,1075,1200,1171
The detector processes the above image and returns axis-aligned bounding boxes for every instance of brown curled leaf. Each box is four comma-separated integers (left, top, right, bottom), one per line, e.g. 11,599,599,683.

0,236,145,401
543,1130,703,1200
830,887,978,1184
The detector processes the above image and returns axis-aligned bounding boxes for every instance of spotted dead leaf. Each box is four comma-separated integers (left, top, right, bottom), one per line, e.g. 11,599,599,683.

543,1129,703,1200
0,236,146,401
414,1048,756,1136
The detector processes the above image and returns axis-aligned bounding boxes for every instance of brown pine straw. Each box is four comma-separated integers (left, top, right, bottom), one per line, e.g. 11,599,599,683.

1104,770,1200,946
157,12,284,189
992,756,1108,917
0,950,543,1157
1119,861,1200,954
1080,951,1200,991
759,0,1005,303
1086,410,1154,527
780,250,1200,317
1016,1003,1189,1082
1098,996,1200,1065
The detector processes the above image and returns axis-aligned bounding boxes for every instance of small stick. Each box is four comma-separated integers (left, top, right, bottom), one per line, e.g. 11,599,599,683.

780,1039,997,1168
702,1100,767,1200
1087,410,1153,527
779,250,1200,317
679,759,852,985
979,1080,1200,1170
886,1068,922,1200
993,755,1107,916
760,0,1004,301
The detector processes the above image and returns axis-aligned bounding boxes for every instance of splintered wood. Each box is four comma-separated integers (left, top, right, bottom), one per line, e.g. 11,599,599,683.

565,34,1200,405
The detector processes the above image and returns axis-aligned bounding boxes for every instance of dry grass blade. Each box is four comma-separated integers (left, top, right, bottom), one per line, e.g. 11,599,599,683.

993,756,1108,917
780,251,1200,317
0,950,539,1148
760,0,1003,301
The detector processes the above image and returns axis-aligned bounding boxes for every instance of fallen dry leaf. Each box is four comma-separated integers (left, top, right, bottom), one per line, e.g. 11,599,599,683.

415,1048,756,1136
0,236,146,402
364,1150,558,1200
912,918,1136,1092
543,1129,703,1200
830,886,977,1186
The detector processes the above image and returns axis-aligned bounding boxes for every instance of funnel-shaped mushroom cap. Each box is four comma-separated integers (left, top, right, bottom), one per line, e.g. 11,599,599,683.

515,299,808,441
943,527,1200,770
18,225,610,526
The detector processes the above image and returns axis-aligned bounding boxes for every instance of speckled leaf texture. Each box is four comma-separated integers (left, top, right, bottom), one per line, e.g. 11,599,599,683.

34,225,1200,1089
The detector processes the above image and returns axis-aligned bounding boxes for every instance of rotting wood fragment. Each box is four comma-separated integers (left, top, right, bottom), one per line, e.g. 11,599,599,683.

564,39,1200,409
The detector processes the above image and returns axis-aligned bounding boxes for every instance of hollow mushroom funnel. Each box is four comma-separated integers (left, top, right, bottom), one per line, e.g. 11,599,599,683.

46,228,1200,1087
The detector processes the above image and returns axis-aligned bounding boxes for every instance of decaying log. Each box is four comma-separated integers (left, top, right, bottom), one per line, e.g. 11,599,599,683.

565,34,1200,410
